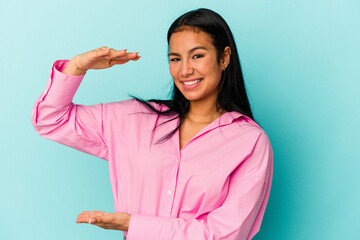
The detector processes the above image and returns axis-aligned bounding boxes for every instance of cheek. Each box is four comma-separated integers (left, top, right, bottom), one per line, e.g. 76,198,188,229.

169,64,178,79
198,59,218,75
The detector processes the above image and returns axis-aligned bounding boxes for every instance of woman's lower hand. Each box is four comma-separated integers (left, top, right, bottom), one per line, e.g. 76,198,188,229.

76,210,131,231
62,47,141,75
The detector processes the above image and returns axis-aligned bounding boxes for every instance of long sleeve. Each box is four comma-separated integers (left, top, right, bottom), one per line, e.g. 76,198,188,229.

30,60,108,160
126,131,273,240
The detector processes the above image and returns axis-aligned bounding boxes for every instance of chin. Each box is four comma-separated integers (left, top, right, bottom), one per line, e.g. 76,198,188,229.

182,95,204,102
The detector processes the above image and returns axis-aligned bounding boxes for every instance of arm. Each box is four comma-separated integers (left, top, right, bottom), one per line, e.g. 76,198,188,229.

30,59,109,159
30,47,140,160
126,132,273,240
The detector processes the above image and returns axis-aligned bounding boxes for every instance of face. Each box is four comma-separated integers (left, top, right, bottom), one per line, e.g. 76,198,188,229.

168,29,229,104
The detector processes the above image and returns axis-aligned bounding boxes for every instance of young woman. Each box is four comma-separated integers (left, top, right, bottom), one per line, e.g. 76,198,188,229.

31,8,273,240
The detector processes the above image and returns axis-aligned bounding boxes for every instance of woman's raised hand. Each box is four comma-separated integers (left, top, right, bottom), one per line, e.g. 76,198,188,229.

62,46,140,75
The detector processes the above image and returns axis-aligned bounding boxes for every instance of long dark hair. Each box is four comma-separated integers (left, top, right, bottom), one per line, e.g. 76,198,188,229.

130,8,255,144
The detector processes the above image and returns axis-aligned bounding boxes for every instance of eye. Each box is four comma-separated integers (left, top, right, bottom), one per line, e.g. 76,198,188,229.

193,54,204,59
170,58,181,62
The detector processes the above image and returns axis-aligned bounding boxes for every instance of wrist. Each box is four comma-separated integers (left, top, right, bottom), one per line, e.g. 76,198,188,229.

123,213,131,231
62,59,87,76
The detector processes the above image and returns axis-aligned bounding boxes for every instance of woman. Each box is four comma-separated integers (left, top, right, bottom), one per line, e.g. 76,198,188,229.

31,8,273,240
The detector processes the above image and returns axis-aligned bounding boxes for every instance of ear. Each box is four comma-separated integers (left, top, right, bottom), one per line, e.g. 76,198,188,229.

221,46,231,71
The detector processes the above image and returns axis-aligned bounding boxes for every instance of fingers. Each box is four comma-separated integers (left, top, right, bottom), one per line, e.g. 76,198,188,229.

85,46,140,69
109,52,141,66
76,210,104,224
103,48,126,59
76,210,113,223
107,50,140,61
92,210,102,213
76,211,129,231
95,46,140,59
76,212,111,228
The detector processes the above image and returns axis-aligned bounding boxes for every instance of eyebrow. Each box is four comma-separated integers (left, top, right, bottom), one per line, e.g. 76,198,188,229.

168,46,208,57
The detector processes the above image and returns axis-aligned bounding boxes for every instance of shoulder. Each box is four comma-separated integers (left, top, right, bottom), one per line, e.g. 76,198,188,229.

231,114,265,136
229,114,272,149
232,115,273,170
239,116,272,158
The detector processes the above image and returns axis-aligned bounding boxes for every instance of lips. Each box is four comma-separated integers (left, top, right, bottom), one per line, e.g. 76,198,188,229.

180,78,203,89
181,78,202,82
181,78,203,85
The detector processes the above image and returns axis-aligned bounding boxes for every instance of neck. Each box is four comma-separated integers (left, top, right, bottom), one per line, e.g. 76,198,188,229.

186,96,226,124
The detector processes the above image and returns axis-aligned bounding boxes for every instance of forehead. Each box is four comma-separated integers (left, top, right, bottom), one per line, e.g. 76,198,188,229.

169,29,215,51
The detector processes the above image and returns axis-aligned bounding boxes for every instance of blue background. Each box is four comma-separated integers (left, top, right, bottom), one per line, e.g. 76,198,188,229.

1,0,359,239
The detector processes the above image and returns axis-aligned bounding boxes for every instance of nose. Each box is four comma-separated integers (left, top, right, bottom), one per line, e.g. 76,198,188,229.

180,59,194,77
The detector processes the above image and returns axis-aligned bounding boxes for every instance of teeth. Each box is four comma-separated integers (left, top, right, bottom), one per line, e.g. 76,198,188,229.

183,79,201,85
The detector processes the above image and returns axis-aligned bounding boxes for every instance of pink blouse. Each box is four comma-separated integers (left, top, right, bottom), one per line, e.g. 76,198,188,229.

31,60,273,240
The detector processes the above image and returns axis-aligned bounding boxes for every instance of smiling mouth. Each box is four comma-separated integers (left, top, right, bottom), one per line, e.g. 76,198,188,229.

181,78,203,86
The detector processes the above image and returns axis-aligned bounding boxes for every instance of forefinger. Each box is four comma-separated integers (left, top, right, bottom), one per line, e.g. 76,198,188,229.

111,51,140,60
103,48,128,59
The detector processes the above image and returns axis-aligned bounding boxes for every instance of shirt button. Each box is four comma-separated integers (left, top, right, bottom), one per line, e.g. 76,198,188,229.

167,190,172,195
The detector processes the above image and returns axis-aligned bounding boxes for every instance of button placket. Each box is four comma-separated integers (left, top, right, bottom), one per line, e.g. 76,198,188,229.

167,159,180,216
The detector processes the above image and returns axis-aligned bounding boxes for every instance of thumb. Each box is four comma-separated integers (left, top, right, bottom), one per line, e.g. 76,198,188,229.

89,217,97,224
